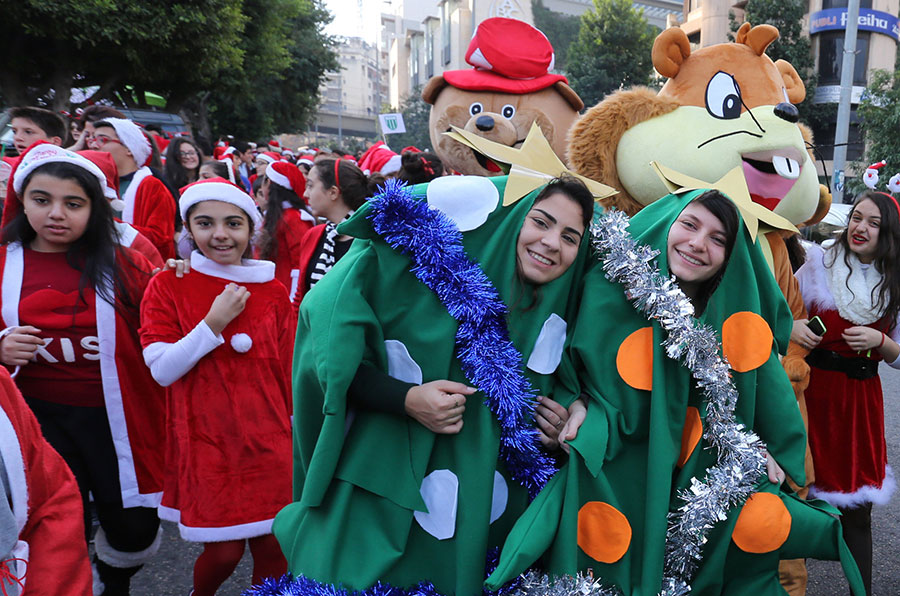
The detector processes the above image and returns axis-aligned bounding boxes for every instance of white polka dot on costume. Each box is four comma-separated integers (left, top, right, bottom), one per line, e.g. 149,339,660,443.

414,469,459,540
490,471,508,523
426,176,499,231
384,339,423,384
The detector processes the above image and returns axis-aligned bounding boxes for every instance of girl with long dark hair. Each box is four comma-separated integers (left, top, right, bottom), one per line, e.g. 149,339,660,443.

0,144,165,596
164,136,204,190
257,161,315,302
794,189,900,595
293,158,383,303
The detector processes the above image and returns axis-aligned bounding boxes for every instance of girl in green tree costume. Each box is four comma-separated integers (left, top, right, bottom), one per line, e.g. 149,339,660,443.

273,174,596,596
485,189,865,595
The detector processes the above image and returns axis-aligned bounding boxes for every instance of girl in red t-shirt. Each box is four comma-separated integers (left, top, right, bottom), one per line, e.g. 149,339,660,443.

0,143,164,595
140,178,293,596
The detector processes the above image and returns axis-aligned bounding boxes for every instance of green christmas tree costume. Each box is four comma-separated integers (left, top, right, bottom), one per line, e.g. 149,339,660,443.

485,190,865,595
274,176,593,595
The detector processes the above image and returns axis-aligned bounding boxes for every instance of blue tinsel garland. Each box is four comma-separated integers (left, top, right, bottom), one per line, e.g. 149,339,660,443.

365,178,557,496
245,180,554,596
244,550,523,596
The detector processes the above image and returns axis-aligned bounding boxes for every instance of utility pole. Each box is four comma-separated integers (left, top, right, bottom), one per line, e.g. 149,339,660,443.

831,0,861,204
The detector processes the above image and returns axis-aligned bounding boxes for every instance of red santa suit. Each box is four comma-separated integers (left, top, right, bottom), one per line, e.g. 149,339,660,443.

139,251,293,541
0,367,91,596
274,206,315,303
797,243,899,507
113,220,164,270
0,242,165,508
121,166,176,261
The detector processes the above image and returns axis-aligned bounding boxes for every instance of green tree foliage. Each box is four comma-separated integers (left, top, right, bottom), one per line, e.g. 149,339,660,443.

380,86,432,152
205,0,338,140
852,69,900,193
532,0,581,74
730,0,833,136
565,0,657,108
0,0,244,111
0,0,336,140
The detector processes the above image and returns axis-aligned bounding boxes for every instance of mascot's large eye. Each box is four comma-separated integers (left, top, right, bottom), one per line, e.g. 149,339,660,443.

705,71,742,120
469,102,484,117
501,104,516,119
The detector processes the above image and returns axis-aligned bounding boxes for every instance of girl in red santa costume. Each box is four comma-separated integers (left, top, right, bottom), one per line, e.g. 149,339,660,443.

139,178,293,596
255,161,315,304
0,143,165,596
794,189,900,595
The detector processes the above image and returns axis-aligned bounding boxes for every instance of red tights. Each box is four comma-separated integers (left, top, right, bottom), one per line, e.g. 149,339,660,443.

192,535,286,595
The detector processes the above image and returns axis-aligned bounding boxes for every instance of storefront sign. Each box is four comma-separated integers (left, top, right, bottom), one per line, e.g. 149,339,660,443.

809,8,900,41
813,85,867,104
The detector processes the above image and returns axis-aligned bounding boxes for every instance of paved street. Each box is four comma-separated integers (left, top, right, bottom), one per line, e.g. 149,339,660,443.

132,364,900,595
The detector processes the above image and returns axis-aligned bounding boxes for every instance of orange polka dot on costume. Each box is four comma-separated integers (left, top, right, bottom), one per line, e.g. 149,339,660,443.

722,312,773,372
616,327,653,391
677,406,702,468
577,501,632,563
732,492,791,553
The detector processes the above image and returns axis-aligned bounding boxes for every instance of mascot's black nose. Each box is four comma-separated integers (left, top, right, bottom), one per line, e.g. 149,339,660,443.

774,102,799,123
475,115,495,131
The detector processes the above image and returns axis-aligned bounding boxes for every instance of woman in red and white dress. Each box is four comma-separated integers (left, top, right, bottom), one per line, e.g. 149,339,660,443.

795,190,900,595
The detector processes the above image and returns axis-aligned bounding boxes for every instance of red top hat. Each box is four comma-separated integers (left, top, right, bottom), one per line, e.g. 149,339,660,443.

442,18,568,95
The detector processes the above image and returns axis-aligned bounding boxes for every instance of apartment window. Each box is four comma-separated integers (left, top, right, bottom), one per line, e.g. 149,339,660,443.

425,23,435,79
410,34,421,87
442,2,451,65
817,31,870,86
821,0,872,8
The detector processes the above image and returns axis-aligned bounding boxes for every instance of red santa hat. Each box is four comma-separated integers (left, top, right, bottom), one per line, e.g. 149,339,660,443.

218,157,238,184
4,142,119,226
94,118,152,168
298,156,314,167
442,18,568,95
256,151,280,165
266,161,306,200
358,142,398,175
179,178,262,227
268,139,281,150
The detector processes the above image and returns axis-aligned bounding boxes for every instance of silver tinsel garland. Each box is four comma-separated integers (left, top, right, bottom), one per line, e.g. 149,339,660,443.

513,210,766,596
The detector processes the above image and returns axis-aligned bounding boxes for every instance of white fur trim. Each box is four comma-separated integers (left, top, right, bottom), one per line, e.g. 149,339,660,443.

121,167,153,224
289,269,300,304
94,525,162,568
179,180,262,227
823,243,885,325
381,154,402,175
99,118,151,168
190,250,275,283
299,209,316,223
230,333,252,353
0,404,28,534
157,504,275,541
1,243,23,329
12,144,111,198
7,540,27,594
266,164,292,191
112,220,139,248
809,465,896,508
257,153,277,165
96,278,161,509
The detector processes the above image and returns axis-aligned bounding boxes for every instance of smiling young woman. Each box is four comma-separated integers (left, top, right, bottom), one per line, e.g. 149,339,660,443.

795,190,900,595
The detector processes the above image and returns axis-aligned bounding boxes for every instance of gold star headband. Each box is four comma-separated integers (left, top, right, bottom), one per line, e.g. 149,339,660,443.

650,161,798,242
445,123,617,206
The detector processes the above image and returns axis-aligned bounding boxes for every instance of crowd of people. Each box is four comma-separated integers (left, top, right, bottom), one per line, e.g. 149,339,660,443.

0,104,895,596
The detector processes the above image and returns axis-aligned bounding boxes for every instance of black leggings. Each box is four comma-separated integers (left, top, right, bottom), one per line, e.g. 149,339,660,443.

839,503,872,596
25,397,160,552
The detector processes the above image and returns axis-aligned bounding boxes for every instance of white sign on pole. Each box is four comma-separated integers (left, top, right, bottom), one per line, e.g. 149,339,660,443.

379,113,407,134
